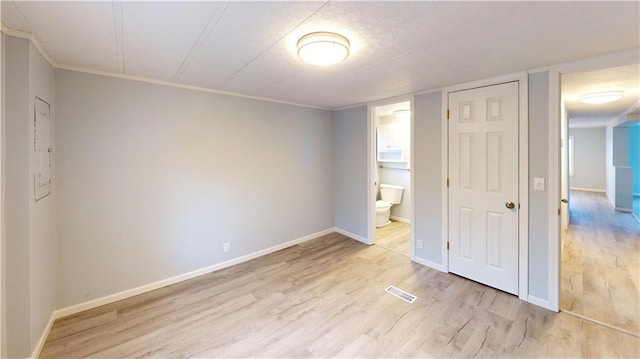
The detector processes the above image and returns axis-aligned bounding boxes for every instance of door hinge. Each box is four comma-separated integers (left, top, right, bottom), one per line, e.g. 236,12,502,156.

446,178,449,187
447,241,450,250
558,208,561,215
447,109,450,120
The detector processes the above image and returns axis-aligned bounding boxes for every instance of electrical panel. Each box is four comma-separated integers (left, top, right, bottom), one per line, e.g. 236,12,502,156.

34,97,51,201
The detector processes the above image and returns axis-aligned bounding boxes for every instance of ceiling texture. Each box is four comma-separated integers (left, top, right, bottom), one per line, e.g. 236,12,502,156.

563,64,640,128
2,1,639,109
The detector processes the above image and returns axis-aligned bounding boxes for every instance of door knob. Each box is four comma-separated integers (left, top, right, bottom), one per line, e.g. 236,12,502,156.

561,199,568,203
505,201,515,209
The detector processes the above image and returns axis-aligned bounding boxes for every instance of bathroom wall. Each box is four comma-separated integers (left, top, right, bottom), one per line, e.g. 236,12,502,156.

54,69,335,308
569,127,606,191
376,115,411,221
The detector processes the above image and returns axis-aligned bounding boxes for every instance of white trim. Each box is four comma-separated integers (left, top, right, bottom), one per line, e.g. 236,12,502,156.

366,104,376,246
409,96,416,260
334,227,370,245
569,187,606,193
28,313,55,359
440,89,449,272
548,70,561,312
54,228,334,319
527,295,552,310
549,48,640,75
441,72,529,302
518,73,530,303
390,215,410,224
413,87,443,97
411,256,447,273
0,23,55,68
615,207,633,213
55,64,331,111
0,9,4,357
0,24,331,112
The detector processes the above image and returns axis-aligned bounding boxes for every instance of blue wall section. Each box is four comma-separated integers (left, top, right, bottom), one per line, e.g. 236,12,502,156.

630,126,640,195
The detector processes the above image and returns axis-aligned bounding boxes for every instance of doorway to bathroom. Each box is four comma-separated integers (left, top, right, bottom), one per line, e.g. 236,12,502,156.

368,99,413,257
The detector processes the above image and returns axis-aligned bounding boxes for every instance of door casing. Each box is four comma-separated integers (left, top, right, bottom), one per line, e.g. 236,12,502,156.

367,95,415,260
441,72,529,302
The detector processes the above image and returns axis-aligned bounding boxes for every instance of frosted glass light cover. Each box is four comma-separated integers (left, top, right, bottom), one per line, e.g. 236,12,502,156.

297,32,350,66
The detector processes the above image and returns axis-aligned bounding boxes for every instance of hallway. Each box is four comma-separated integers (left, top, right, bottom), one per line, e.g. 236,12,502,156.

561,190,640,335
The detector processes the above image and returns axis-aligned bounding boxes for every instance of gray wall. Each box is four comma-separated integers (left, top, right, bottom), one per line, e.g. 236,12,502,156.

28,41,56,351
3,36,56,358
333,106,368,239
413,91,443,264
331,75,553,302
527,71,550,300
570,127,606,191
54,69,335,308
4,36,32,358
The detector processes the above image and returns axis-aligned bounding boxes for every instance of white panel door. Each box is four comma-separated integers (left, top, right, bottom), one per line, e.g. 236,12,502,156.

448,82,519,295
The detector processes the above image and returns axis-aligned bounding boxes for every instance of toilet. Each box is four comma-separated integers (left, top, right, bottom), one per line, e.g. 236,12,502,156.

376,184,404,228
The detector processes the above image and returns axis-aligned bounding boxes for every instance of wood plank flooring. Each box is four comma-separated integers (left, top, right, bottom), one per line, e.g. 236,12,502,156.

375,220,410,256
561,190,640,336
42,232,639,358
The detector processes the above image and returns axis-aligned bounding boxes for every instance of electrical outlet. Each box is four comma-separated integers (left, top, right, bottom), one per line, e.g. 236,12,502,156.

416,240,423,249
223,242,230,253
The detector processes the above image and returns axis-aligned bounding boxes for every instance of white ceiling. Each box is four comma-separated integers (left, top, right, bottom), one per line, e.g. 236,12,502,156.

563,64,640,128
2,1,639,109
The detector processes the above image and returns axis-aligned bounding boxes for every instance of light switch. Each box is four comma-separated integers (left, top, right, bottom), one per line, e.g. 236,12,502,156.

533,177,545,191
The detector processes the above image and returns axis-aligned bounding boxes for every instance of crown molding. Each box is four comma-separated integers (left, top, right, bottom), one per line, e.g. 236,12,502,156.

1,23,57,67
1,22,331,112
55,64,332,111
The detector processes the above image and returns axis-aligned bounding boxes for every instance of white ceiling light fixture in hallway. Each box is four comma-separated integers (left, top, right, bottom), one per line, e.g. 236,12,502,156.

393,109,411,119
297,32,350,66
580,91,625,104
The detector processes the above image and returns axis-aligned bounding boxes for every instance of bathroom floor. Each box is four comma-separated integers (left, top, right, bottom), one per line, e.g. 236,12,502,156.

375,220,410,256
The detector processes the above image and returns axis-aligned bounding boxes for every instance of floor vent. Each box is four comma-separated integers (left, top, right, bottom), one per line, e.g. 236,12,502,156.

385,285,417,303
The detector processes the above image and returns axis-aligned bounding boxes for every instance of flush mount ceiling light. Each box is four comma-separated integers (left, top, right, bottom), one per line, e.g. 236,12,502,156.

297,32,350,66
393,109,411,119
580,91,624,104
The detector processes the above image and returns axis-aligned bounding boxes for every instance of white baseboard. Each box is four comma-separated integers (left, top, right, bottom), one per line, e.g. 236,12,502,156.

411,256,447,273
569,187,605,193
615,207,632,213
29,313,56,359
334,227,371,245
390,215,410,224
528,294,554,311
54,227,334,319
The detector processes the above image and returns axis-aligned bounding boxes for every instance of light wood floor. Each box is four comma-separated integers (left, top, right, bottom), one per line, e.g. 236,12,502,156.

561,190,640,336
375,220,410,256
42,233,639,358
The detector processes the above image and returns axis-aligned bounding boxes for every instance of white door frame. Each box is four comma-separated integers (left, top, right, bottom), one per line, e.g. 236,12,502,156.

441,72,529,302
547,48,640,313
367,95,415,258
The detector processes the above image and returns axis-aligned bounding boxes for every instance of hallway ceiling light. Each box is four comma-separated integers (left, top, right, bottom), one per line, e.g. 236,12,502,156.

393,109,411,119
580,91,624,104
297,32,350,66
